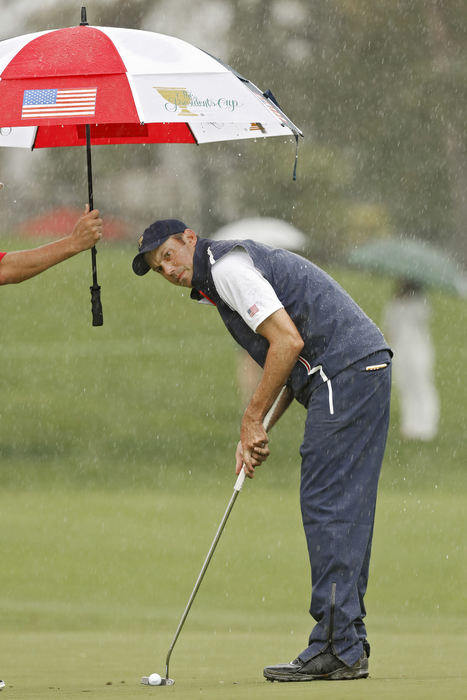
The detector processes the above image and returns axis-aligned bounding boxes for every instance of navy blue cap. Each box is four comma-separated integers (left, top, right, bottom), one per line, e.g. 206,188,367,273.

132,219,187,276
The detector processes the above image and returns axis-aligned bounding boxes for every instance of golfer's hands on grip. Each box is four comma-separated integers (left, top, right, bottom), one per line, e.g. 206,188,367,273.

71,204,103,252
235,418,270,479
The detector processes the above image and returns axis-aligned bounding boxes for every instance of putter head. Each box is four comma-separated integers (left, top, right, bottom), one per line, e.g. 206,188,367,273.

141,676,175,686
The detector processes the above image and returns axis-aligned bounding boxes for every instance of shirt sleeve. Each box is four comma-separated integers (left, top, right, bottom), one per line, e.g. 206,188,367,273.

211,248,283,331
0,252,6,263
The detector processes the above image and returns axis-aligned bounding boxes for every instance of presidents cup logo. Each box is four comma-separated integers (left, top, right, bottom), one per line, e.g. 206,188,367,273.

156,87,198,116
138,235,144,249
155,87,239,116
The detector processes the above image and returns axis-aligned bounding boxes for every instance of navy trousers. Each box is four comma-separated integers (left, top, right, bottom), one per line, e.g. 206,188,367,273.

298,352,391,666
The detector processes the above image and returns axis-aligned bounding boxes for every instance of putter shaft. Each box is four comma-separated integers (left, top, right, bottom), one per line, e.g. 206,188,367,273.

165,484,242,679
163,387,286,681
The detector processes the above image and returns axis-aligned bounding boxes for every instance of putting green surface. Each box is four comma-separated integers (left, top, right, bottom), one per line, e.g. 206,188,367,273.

1,489,466,699
2,627,466,699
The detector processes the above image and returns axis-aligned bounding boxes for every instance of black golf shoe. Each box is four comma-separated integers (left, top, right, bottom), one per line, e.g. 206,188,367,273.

0,679,5,691
263,648,368,682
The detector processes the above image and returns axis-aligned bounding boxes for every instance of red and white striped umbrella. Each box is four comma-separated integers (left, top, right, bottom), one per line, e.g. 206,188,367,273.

0,8,302,325
0,12,301,149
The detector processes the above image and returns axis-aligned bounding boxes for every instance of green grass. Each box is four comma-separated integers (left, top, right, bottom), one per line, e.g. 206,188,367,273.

0,490,466,699
0,238,466,698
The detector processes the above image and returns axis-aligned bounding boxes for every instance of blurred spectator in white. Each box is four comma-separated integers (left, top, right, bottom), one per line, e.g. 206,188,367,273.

383,279,439,440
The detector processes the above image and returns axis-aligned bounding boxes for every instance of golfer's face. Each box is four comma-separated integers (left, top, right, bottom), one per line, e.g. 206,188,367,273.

145,231,196,287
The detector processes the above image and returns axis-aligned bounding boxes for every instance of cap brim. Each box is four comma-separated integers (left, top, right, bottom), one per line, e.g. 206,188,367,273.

132,253,150,276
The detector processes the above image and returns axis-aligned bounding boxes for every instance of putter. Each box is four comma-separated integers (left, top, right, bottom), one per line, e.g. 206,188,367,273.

141,388,285,687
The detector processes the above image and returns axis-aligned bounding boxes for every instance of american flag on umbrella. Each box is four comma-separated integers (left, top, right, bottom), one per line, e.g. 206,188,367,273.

21,87,97,119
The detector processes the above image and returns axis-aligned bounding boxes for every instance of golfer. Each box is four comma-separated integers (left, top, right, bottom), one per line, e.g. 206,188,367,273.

132,219,392,682
0,205,102,284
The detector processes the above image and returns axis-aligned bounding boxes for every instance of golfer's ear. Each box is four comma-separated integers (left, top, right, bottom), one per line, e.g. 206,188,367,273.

183,229,197,246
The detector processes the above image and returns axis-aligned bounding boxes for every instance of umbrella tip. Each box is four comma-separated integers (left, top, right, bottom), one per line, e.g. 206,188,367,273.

80,6,88,26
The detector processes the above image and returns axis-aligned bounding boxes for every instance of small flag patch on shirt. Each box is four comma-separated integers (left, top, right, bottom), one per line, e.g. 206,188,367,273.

21,88,97,119
247,303,259,317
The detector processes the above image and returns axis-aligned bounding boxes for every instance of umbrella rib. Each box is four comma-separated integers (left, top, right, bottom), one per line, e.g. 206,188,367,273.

126,73,145,124
186,122,199,145
30,126,39,151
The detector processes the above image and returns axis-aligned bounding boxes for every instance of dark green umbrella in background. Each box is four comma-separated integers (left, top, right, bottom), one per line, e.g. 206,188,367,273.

348,237,467,297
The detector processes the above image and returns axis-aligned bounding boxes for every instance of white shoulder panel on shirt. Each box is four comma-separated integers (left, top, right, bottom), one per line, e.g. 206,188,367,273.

211,248,283,331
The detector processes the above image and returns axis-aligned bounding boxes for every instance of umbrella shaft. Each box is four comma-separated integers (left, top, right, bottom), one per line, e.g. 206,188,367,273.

85,124,98,288
85,124,94,211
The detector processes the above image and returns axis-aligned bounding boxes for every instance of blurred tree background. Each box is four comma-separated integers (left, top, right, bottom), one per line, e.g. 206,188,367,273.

1,0,466,264
1,9,467,694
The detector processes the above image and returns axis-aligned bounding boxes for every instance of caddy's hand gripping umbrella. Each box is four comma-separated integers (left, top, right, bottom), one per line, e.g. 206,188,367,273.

0,7,302,325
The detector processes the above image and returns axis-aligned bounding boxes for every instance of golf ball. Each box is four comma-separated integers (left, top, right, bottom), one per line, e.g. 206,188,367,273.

148,673,162,686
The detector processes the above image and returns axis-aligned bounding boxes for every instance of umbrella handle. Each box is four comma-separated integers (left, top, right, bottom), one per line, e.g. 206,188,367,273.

86,124,103,326
90,281,103,326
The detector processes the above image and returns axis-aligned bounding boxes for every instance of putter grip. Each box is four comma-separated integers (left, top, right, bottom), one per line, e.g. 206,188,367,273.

90,284,103,326
234,388,285,492
234,469,246,492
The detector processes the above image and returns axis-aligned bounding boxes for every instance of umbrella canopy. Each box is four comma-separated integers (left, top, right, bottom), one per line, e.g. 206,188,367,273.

213,217,308,251
0,19,301,149
0,8,302,325
348,237,467,297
